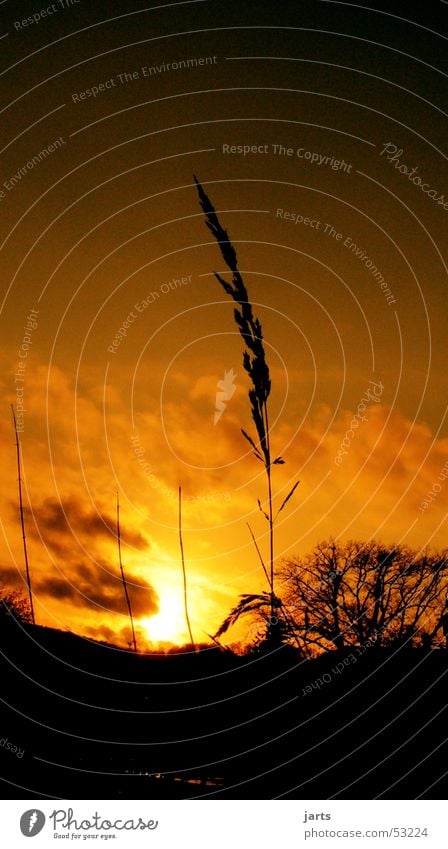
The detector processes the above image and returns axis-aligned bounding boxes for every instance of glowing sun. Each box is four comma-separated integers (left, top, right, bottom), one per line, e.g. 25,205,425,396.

140,590,188,644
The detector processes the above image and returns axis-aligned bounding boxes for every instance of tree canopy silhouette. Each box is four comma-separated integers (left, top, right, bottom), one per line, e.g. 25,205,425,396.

0,585,33,624
279,540,448,655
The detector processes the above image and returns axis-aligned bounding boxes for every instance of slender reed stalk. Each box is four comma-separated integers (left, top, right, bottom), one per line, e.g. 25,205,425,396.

116,491,137,653
265,405,274,617
195,177,301,645
195,177,301,637
11,404,35,625
178,486,195,650
246,522,302,650
247,522,270,587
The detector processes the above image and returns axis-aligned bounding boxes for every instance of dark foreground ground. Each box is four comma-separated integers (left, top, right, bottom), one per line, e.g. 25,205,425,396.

0,618,446,799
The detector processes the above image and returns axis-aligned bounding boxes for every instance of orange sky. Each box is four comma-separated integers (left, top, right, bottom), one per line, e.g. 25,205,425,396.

1,0,447,648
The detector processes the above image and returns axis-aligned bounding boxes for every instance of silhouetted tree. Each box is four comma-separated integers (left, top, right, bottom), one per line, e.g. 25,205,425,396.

0,585,33,624
279,540,448,655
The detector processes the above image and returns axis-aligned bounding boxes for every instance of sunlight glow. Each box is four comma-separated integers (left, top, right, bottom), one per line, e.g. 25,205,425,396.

140,590,187,644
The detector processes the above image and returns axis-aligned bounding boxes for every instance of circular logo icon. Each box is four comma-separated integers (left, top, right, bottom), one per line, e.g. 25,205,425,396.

20,810,46,837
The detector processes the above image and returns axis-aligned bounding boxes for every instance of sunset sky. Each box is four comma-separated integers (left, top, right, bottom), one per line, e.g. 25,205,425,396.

0,0,446,648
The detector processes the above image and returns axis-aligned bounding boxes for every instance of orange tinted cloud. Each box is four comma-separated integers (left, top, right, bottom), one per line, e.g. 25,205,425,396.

2,350,448,648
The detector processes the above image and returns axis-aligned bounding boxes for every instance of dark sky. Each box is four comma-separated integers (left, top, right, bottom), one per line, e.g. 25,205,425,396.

1,0,447,645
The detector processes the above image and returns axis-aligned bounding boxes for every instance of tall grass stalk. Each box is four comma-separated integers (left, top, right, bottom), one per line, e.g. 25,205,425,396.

116,491,137,652
11,404,35,625
178,486,195,650
195,177,299,636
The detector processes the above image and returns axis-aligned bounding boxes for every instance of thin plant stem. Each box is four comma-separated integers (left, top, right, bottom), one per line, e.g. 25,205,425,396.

11,405,35,625
263,402,275,620
247,521,301,649
116,491,137,653
178,486,195,650
247,522,270,588
195,177,300,645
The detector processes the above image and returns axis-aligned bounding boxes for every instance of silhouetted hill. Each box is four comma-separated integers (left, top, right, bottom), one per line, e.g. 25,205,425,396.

0,617,447,799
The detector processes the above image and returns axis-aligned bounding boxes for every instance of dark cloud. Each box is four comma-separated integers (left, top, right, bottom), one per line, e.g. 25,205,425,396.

38,577,74,602
35,559,158,619
83,622,121,645
83,622,152,650
0,565,27,590
17,496,149,551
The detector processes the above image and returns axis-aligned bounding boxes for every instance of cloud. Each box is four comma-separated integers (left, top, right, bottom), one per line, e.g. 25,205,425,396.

2,350,448,647
0,565,27,590
82,621,154,650
35,559,158,618
270,401,448,552
19,496,149,552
